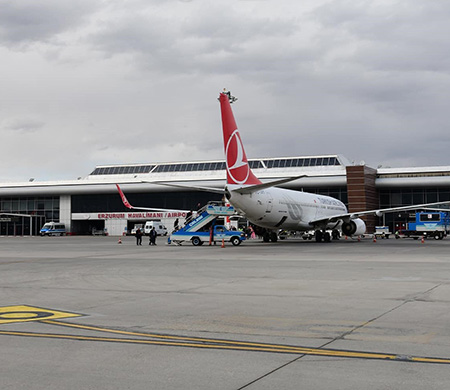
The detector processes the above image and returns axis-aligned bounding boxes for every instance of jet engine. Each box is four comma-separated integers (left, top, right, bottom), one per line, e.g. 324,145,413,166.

341,218,366,236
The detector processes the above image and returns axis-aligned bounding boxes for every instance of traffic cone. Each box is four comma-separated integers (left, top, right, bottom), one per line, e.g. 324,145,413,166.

358,236,361,242
373,235,377,243
421,236,425,244
118,238,122,244
221,239,225,248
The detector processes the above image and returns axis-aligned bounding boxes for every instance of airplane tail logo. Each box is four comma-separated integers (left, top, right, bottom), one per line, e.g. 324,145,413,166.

116,184,133,209
219,92,261,186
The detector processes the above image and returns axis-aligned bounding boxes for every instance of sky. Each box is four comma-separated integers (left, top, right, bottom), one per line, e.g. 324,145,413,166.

1,0,450,182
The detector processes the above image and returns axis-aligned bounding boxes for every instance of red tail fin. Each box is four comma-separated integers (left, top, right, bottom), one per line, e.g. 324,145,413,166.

116,184,133,209
219,92,262,186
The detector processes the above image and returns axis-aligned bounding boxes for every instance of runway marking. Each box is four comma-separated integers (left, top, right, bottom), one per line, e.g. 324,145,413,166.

0,307,449,364
0,305,82,324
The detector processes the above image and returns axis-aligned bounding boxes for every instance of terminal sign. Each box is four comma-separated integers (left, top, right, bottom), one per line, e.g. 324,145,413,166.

98,211,186,220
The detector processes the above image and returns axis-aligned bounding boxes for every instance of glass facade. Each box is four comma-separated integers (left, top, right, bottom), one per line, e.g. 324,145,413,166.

379,187,450,231
0,196,60,220
0,196,59,235
153,162,227,173
379,188,450,208
90,165,155,175
89,157,341,176
263,157,339,169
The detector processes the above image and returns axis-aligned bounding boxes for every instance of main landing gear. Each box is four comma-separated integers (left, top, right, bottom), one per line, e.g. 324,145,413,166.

315,230,331,243
315,229,341,242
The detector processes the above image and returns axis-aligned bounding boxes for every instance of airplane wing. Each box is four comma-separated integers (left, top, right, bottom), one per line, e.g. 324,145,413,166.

309,201,450,226
421,207,450,212
231,175,308,194
141,181,225,194
116,184,190,212
142,175,307,195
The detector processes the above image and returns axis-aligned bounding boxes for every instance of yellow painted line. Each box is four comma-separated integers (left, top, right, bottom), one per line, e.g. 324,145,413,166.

0,305,82,324
412,357,450,364
3,321,449,364
0,329,398,358
42,319,307,351
0,329,333,354
1,307,448,364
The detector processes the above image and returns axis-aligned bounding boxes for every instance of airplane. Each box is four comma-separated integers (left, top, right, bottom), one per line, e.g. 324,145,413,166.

217,90,450,242
117,90,450,243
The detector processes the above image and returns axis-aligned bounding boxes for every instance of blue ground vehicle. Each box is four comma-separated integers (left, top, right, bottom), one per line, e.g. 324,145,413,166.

400,212,449,240
170,203,246,246
39,222,66,236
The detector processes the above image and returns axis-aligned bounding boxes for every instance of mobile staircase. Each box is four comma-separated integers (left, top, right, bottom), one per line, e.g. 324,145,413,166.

170,202,243,245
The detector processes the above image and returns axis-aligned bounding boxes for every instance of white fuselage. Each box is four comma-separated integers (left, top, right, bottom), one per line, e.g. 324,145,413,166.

227,186,347,231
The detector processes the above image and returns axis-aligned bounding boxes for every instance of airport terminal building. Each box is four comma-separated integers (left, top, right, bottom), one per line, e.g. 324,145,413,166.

1,154,450,236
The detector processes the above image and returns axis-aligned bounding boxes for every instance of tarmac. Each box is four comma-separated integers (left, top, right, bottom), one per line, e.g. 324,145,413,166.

1,235,450,389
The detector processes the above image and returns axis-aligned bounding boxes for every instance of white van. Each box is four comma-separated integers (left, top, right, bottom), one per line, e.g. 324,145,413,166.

40,222,66,236
130,224,143,235
144,221,168,236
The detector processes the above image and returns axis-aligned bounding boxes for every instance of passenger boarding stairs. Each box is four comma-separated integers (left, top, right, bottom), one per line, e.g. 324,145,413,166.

179,202,236,233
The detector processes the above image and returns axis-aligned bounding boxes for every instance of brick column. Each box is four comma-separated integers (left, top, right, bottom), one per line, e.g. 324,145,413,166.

346,165,379,233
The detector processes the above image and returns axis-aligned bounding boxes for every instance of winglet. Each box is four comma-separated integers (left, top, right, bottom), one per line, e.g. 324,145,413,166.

116,184,133,209
219,91,262,186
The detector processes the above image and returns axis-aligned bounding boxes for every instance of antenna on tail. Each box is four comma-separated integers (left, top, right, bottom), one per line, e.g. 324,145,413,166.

219,89,238,104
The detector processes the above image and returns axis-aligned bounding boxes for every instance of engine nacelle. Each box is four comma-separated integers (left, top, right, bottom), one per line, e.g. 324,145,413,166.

341,218,366,236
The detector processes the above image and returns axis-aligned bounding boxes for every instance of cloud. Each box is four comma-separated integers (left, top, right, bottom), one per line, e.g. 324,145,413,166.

88,2,308,79
1,0,450,183
0,0,101,47
311,0,450,73
2,118,45,133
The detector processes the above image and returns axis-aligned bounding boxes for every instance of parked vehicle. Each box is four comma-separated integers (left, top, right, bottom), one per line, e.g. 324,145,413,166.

169,203,244,246
398,212,449,240
144,221,168,236
40,222,66,236
92,228,107,236
130,224,143,235
171,224,246,246
302,230,315,240
374,226,392,239
278,230,289,240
